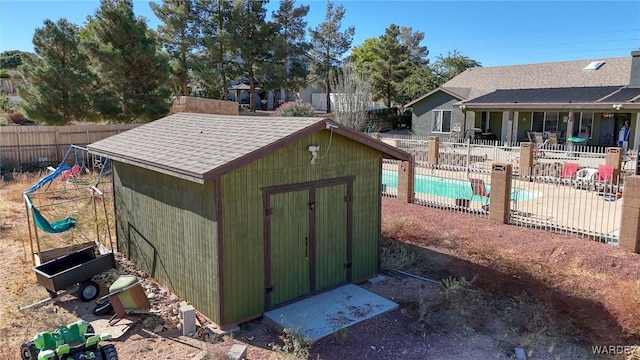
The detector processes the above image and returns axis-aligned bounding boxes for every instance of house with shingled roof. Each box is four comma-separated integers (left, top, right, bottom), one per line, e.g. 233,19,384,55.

87,113,412,329
406,50,640,148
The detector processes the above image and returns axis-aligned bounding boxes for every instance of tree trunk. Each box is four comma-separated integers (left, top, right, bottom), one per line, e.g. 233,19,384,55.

326,78,331,113
249,67,256,112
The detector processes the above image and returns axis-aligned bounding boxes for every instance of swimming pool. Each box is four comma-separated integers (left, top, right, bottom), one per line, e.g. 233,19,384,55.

382,170,541,202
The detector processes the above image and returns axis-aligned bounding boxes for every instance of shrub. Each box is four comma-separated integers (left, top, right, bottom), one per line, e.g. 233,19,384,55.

0,157,18,173
271,327,312,359
0,69,9,78
0,94,10,112
272,101,315,117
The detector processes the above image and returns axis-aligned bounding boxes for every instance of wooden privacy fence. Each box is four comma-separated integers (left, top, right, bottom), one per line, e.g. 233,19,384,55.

0,124,140,165
170,96,239,116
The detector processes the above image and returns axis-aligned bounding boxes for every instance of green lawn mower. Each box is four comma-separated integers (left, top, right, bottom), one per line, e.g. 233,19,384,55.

20,320,118,360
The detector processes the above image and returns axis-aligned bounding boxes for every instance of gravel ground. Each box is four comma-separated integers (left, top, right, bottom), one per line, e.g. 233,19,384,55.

3,185,638,359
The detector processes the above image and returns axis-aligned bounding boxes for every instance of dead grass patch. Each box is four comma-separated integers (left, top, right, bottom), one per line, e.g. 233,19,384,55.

380,238,417,271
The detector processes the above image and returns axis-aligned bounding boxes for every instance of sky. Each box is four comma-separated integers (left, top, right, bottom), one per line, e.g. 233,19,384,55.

1,0,639,67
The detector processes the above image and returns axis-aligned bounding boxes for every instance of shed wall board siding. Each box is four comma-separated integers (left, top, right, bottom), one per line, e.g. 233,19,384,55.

220,129,381,324
410,92,465,137
113,162,220,323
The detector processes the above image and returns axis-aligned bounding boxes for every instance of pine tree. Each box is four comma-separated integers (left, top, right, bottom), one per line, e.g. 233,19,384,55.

18,19,95,125
226,0,277,111
194,0,235,99
308,1,354,113
151,0,198,96
272,0,310,102
83,0,171,123
370,24,410,108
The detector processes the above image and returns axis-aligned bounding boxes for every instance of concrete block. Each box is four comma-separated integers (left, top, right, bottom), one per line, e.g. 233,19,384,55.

227,344,247,360
179,305,196,336
619,235,640,253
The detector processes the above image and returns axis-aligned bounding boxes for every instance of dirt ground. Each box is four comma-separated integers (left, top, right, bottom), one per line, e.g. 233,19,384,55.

1,176,639,359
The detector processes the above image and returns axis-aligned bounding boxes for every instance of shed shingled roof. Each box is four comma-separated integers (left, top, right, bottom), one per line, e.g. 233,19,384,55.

88,113,411,183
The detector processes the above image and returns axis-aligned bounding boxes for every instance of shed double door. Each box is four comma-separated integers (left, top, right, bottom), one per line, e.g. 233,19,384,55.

264,179,352,308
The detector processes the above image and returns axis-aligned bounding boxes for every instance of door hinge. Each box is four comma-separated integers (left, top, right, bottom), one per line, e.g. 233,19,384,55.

343,262,352,269
344,195,351,203
265,208,272,216
265,286,273,294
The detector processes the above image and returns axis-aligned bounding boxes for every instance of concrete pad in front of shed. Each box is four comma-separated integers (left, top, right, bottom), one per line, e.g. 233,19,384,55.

263,284,398,342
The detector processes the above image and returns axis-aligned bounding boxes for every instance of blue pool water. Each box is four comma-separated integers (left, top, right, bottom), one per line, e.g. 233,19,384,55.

382,170,540,202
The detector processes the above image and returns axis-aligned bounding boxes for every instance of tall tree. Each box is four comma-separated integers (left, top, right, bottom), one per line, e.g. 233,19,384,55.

18,19,95,124
226,0,276,111
398,26,428,66
150,0,198,96
83,0,171,122
348,37,379,76
194,0,234,99
398,63,434,106
370,24,410,108
432,50,481,86
308,1,354,113
272,0,310,102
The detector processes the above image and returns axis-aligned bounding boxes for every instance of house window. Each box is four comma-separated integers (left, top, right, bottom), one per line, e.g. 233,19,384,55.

432,110,452,133
544,112,559,132
531,112,544,132
576,112,593,139
531,112,559,133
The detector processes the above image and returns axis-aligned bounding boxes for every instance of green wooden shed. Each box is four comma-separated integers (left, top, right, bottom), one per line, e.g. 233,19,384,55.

88,113,412,329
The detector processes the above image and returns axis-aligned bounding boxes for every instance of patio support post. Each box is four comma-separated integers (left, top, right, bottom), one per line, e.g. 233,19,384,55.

397,158,415,204
619,175,640,253
519,143,534,177
427,136,439,166
606,147,622,184
489,163,512,224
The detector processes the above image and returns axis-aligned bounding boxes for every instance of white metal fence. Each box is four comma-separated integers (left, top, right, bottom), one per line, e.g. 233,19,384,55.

380,136,638,244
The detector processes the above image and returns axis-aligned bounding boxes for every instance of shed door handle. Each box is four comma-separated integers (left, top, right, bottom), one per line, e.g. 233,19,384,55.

305,237,308,260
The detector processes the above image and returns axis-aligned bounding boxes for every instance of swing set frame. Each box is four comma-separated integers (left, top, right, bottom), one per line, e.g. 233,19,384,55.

23,145,114,266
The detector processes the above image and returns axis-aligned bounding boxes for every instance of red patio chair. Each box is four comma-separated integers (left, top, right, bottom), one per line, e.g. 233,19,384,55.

470,178,490,211
559,162,579,185
596,164,614,183
594,164,615,192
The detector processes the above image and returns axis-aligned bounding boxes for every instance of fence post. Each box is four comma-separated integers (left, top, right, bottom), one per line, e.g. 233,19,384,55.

519,143,534,177
606,147,622,184
489,163,512,224
427,136,439,166
620,175,640,253
397,157,415,204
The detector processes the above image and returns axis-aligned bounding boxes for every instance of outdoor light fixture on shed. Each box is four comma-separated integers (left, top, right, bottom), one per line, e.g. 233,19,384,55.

613,104,623,111
309,145,320,165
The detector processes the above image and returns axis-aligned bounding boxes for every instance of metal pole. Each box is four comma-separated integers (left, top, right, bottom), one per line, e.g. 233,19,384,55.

93,190,99,245
466,137,471,177
24,198,35,265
